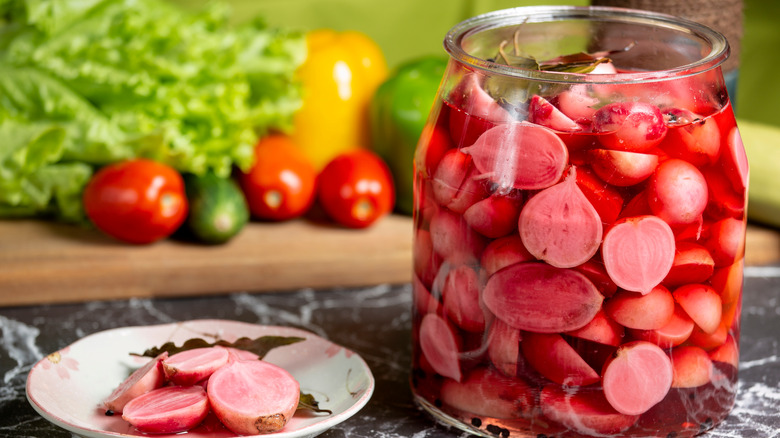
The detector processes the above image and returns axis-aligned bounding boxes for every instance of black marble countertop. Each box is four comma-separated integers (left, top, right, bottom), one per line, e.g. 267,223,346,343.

1,264,779,438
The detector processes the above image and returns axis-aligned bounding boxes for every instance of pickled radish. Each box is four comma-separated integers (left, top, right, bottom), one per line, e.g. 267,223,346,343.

592,102,667,152
663,242,715,287
462,122,568,191
518,169,603,268
556,85,600,122
413,274,440,316
705,217,746,267
483,263,603,333
464,193,521,238
722,127,749,192
122,385,209,434
604,286,675,330
566,309,624,347
103,353,167,413
540,385,639,436
602,341,673,415
419,313,462,381
487,320,522,377
589,149,658,187
629,304,694,348
620,190,651,219
711,260,744,306
528,95,583,132
521,332,599,386
162,347,229,386
440,367,534,419
432,149,471,207
709,334,739,368
429,209,486,265
574,167,624,226
669,346,713,388
688,322,728,350
704,168,745,219
413,229,440,289
417,125,453,177
661,108,721,166
601,215,676,294
673,284,723,334
647,159,708,226
480,235,535,276
207,360,300,435
442,265,485,332
574,260,618,298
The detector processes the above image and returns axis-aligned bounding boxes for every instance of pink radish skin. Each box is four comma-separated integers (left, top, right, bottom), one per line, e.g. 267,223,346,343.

711,260,744,306
462,122,568,191
463,194,521,238
574,260,618,298
528,95,583,132
521,332,600,386
575,167,624,226
669,346,713,388
602,341,673,416
480,235,535,277
440,367,534,419
102,352,167,413
704,167,745,219
605,285,675,330
413,274,441,316
661,108,721,166
709,334,739,369
518,169,603,268
673,284,723,334
417,124,453,177
162,347,230,386
629,304,695,348
620,190,652,219
207,360,300,435
122,385,209,434
453,74,511,124
647,159,708,226
419,313,462,381
429,209,486,265
413,228,441,289
663,242,715,287
566,309,624,347
589,149,659,187
722,126,749,192
705,217,746,267
602,215,676,294
556,85,600,122
487,320,522,377
689,322,729,351
483,263,603,333
442,265,485,332
592,101,668,152
540,385,639,436
432,149,490,214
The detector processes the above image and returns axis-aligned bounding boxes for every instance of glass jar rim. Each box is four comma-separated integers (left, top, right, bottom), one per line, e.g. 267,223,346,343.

443,5,730,84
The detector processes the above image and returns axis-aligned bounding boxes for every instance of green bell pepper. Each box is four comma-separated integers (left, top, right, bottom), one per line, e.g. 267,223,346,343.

369,55,449,215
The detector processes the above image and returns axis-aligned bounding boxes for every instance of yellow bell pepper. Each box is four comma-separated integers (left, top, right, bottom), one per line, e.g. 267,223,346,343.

291,30,388,169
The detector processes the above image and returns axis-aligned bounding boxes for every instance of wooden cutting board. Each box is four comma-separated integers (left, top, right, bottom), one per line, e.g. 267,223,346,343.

0,217,778,307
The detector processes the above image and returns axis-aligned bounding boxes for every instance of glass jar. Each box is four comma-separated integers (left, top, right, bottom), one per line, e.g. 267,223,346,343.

410,6,746,438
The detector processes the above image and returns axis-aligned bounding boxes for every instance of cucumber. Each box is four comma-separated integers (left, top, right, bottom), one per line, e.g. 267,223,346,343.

183,172,249,244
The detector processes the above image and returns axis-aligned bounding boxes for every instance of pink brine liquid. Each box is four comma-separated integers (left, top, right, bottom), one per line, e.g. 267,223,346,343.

411,59,746,437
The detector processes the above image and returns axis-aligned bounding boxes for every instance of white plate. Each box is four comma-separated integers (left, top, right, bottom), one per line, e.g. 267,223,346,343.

26,319,374,438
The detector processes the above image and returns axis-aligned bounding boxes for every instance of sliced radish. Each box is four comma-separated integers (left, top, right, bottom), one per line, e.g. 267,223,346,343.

629,304,694,348
705,217,746,268
708,334,739,369
463,193,521,238
661,108,721,166
688,322,728,350
413,228,441,290
122,385,209,434
601,215,676,294
721,126,749,192
540,385,639,436
462,122,568,192
605,285,675,330
566,309,624,347
208,360,300,435
417,124,454,177
429,209,486,265
589,149,659,187
556,85,600,122
620,189,652,219
602,341,673,415
162,347,230,386
440,367,534,419
419,313,462,381
518,168,603,268
647,158,708,226
102,352,167,413
574,260,618,298
431,149,471,208
710,260,743,306
487,319,522,377
528,94,583,132
483,263,603,333
413,273,440,316
442,265,485,332
673,284,722,334
480,235,535,277
575,166,624,226
663,242,715,287
704,167,745,219
669,346,713,388
521,332,600,386
592,101,667,152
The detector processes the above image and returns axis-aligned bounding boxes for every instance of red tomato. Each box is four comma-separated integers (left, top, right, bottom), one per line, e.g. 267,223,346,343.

83,159,188,244
239,135,317,221
317,150,395,228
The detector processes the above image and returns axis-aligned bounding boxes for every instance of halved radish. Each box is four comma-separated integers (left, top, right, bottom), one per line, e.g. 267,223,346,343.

479,235,535,277
440,367,534,419
162,347,230,386
528,94,583,132
102,352,167,413
663,242,715,287
540,385,639,436
589,149,659,187
442,265,485,332
208,360,300,435
566,309,624,347
592,101,667,152
710,260,744,306
620,189,651,219
669,346,713,388
521,332,600,386
462,122,568,192
419,313,462,381
708,334,739,369
703,167,745,219
518,168,603,268
688,322,728,351
673,284,723,334
463,193,521,238
556,85,600,122
647,159,708,226
487,319,522,377
483,263,603,333
416,124,454,178
601,215,676,294
604,285,675,330
575,166,624,226
705,217,746,268
122,385,209,434
431,149,471,208
601,341,673,415
429,209,486,265
413,274,441,317
413,228,441,289
721,126,749,192
574,260,618,298
629,304,694,348
661,108,721,167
